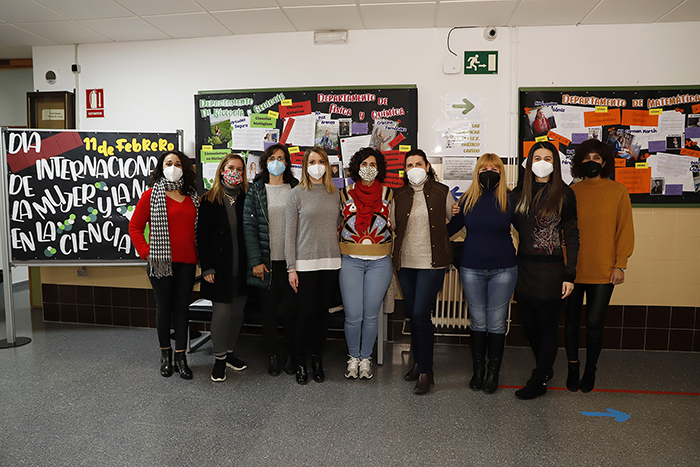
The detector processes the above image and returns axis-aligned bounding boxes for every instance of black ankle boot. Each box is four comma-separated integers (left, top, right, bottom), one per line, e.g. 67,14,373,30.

296,364,308,385
160,348,173,377
567,361,580,392
580,364,596,393
414,373,434,395
469,331,487,391
173,351,193,380
284,355,295,375
483,333,505,394
404,363,419,381
311,355,324,383
268,355,281,377
514,379,547,400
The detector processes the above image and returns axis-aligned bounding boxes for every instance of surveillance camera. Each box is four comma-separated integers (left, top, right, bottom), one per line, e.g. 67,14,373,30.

484,27,498,41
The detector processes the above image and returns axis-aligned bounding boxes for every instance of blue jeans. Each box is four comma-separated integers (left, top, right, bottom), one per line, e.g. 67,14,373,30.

396,267,446,374
460,266,517,335
340,255,393,360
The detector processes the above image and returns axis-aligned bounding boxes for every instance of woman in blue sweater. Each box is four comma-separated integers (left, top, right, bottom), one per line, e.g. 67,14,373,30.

448,153,517,394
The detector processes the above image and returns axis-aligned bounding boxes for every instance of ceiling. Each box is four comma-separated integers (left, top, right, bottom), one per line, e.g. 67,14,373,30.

1,0,699,59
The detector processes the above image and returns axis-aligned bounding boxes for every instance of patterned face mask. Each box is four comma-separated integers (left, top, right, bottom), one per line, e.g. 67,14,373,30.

358,165,378,182
223,169,243,186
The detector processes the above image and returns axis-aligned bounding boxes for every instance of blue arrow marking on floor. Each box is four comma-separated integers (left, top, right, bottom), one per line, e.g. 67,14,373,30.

581,408,630,422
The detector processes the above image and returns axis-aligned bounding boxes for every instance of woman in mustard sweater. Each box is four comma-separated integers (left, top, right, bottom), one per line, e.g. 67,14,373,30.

565,139,634,393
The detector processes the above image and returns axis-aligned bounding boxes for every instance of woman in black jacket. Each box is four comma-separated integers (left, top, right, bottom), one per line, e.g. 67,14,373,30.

198,153,250,382
242,144,299,377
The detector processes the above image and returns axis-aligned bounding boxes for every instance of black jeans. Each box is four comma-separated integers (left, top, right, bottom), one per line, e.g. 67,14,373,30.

517,294,562,382
396,267,446,374
295,269,339,364
259,261,297,358
564,283,615,366
148,262,196,350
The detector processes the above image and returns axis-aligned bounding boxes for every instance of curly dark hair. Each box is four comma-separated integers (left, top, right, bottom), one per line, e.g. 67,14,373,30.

348,147,387,183
148,150,197,195
256,144,296,184
571,138,615,179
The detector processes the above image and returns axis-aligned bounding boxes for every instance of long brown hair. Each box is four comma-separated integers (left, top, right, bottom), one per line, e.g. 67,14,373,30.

458,153,509,213
202,153,249,204
299,147,336,194
516,141,565,217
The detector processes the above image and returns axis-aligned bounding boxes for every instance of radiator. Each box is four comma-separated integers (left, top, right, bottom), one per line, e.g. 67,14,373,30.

433,265,470,330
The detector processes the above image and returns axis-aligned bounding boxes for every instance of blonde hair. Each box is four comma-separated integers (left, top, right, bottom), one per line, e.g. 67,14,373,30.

202,153,249,204
299,147,336,194
458,153,509,213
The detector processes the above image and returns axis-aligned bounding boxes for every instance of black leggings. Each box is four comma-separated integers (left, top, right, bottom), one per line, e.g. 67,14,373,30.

564,283,615,366
295,269,339,364
259,261,297,357
148,262,196,350
517,295,562,382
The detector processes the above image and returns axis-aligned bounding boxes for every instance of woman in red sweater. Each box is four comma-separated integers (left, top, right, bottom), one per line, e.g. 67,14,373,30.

565,139,634,393
129,150,199,379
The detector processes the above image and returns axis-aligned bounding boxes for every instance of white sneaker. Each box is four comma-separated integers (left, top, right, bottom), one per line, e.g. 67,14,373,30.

345,357,360,379
359,358,373,380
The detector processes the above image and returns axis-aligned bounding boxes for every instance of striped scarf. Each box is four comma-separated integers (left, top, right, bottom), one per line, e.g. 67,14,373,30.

148,178,200,278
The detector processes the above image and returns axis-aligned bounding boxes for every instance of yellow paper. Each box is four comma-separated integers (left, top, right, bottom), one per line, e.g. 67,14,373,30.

399,170,405,177
288,146,300,154
649,108,663,115
595,106,608,113
399,145,411,152
635,162,649,169
280,99,292,106
202,145,213,150
268,110,279,118
535,135,548,142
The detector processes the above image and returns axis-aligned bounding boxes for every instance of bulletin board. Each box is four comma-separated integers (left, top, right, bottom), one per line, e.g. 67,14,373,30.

519,87,700,205
1,128,181,263
194,86,418,190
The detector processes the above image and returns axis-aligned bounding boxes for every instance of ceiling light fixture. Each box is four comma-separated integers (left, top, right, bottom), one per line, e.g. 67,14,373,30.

313,30,348,45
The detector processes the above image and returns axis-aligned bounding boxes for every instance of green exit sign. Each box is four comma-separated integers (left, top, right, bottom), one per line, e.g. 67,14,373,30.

464,51,498,75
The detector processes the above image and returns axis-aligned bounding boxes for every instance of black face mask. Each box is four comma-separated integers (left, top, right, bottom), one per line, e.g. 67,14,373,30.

478,171,500,189
582,160,603,178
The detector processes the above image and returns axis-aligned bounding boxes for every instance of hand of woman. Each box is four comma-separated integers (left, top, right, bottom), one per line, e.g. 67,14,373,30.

610,268,625,285
451,202,460,216
253,264,269,281
204,273,215,284
288,270,298,293
562,281,574,299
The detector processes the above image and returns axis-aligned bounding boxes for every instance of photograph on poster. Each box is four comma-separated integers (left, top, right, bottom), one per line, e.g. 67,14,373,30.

246,154,260,181
338,118,352,137
666,135,682,150
651,177,665,195
315,119,339,151
370,119,398,152
209,114,231,146
263,130,279,143
528,106,557,135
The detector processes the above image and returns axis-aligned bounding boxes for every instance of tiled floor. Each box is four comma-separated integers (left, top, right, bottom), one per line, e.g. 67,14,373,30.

1,285,699,466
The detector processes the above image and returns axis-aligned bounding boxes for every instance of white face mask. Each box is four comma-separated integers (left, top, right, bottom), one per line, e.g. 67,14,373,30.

307,164,326,180
407,167,428,185
531,160,554,179
163,165,183,182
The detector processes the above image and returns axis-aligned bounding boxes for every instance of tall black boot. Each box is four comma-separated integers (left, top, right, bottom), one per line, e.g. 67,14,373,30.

173,351,193,380
483,333,505,394
469,331,487,390
580,363,597,393
160,348,173,377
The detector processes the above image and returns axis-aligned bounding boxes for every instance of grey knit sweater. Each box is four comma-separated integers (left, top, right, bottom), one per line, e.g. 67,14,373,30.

285,184,342,272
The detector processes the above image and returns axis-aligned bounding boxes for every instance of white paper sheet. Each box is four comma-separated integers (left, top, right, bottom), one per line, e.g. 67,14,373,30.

339,135,372,166
284,114,316,147
646,153,695,191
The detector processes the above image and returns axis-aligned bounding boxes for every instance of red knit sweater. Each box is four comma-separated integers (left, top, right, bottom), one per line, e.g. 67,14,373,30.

128,188,198,264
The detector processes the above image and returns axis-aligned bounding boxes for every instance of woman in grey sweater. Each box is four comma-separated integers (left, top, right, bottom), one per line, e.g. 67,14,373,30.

285,147,342,385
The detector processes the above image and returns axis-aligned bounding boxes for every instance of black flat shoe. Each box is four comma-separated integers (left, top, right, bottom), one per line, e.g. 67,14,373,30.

311,355,324,383
414,373,434,395
404,363,419,381
268,355,281,376
296,365,308,385
284,355,295,375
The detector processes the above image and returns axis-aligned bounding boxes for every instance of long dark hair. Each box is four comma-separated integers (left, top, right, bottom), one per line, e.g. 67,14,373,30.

348,147,387,183
516,141,565,217
149,150,197,196
255,144,296,184
402,149,437,186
